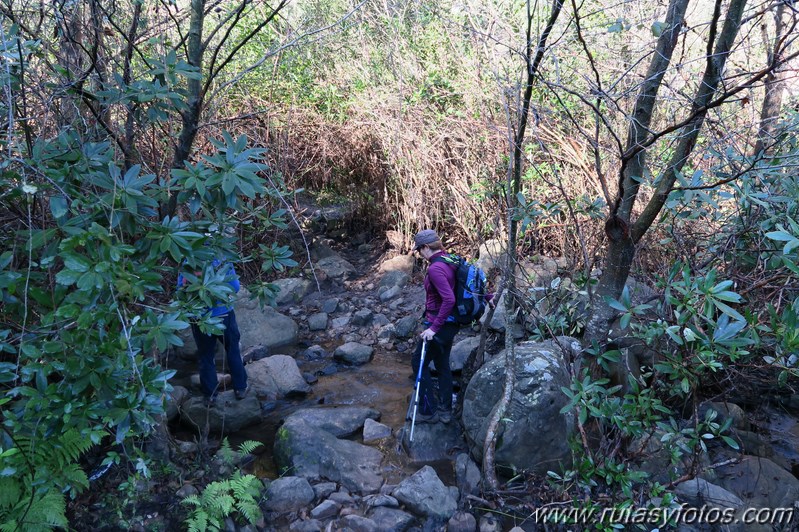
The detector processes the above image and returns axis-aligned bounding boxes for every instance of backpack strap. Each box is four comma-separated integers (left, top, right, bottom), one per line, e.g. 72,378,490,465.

430,254,459,267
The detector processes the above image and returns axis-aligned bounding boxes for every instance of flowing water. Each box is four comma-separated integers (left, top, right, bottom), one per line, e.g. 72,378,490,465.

168,344,451,485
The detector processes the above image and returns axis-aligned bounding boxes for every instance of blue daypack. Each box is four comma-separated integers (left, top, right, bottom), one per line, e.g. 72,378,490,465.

432,254,489,325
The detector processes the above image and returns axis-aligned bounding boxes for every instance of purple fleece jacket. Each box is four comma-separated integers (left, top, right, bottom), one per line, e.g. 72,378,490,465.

424,250,456,333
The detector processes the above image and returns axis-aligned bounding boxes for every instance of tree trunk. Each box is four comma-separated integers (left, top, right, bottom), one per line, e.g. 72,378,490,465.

164,0,206,219
584,0,690,344
482,0,564,491
754,3,789,156
585,0,748,345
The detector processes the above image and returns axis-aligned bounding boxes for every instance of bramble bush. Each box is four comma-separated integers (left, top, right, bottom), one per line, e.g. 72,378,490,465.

0,23,293,529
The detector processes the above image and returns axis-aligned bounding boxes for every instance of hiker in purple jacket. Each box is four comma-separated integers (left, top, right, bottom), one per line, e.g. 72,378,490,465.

411,229,458,424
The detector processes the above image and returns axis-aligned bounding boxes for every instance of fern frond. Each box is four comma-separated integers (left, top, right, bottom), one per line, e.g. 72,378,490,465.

51,430,94,465
185,510,208,532
182,494,201,507
234,498,262,525
236,440,262,455
0,478,21,509
20,492,67,530
210,493,235,515
60,464,89,492
217,438,235,464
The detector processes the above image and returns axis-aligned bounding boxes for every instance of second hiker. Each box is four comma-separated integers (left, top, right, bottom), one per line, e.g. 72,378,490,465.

411,229,459,424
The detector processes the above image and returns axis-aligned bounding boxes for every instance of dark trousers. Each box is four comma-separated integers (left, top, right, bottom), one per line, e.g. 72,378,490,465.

411,322,459,413
191,310,248,398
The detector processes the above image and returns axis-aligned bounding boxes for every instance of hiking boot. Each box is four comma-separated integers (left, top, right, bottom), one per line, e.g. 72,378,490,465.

438,409,452,424
415,411,439,424
235,386,249,400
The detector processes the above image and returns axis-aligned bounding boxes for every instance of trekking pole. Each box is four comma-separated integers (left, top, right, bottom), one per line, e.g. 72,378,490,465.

408,339,427,443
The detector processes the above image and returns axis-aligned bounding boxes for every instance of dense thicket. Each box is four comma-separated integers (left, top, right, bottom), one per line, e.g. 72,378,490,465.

1,0,798,528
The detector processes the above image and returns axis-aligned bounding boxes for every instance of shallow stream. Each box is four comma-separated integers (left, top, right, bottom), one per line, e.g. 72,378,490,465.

167,343,453,485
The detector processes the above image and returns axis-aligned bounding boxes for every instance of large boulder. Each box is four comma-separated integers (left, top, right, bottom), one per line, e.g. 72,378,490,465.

284,406,380,438
462,338,578,475
175,289,299,356
334,342,374,365
273,414,384,494
378,254,415,275
179,391,262,433
235,290,299,349
400,421,466,462
263,476,315,513
476,239,506,274
273,278,314,306
714,455,799,508
392,465,457,521
316,255,356,282
247,355,311,399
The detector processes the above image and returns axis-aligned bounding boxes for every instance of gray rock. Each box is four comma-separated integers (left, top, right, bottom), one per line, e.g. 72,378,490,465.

392,465,457,520
432,336,479,373
176,483,199,499
273,417,384,494
303,345,327,360
394,316,418,338
308,312,328,331
372,313,390,327
368,506,416,532
363,418,392,442
479,514,502,532
321,298,339,313
310,499,340,519
317,363,338,376
235,289,299,349
352,309,374,326
455,453,481,500
316,255,356,281
476,239,506,274
329,490,355,505
273,278,313,306
377,324,396,341
247,355,311,398
241,343,269,363
286,406,381,438
378,255,415,275
363,494,399,508
480,293,524,338
451,336,480,372
312,481,337,500
674,478,743,508
378,285,402,302
379,270,410,289
334,342,374,365
698,401,749,431
331,315,351,329
401,421,466,462
462,338,577,475
337,515,378,532
166,385,189,421
179,392,262,433
263,476,315,513
330,487,355,505
289,520,323,532
715,455,799,508
449,511,477,532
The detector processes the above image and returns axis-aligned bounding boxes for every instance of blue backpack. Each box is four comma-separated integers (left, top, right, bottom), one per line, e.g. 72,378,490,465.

432,254,489,325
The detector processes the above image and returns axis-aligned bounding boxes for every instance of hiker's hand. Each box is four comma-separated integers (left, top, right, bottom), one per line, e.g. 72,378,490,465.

420,328,435,341
488,299,496,310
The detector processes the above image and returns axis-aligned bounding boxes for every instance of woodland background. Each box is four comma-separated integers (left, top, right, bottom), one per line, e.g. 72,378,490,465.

1,0,798,529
